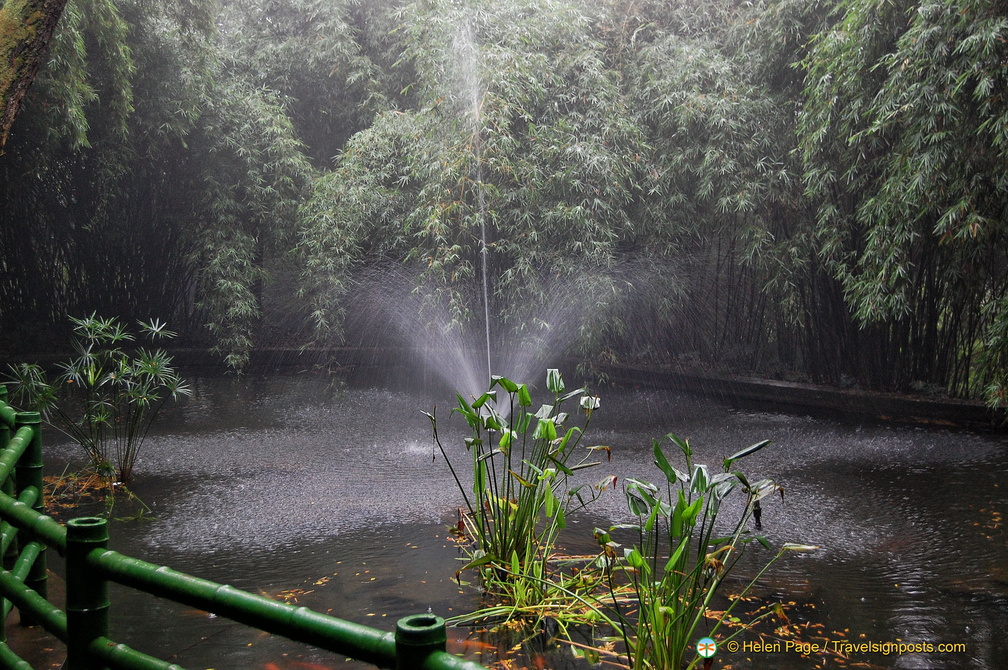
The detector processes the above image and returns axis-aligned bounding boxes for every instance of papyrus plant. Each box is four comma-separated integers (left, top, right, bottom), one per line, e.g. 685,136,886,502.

10,313,190,483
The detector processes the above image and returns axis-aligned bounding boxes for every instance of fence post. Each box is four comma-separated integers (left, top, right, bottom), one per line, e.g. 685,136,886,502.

395,614,447,670
14,411,46,611
66,517,110,670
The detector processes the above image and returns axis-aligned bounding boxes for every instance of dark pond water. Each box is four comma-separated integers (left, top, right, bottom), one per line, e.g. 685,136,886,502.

16,372,1008,670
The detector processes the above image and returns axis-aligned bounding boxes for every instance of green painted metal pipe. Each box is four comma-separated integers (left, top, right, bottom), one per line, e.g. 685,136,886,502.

88,637,187,670
0,390,10,509
0,450,17,571
0,561,68,640
2,541,42,621
0,640,35,670
0,491,66,554
0,396,11,647
88,545,487,670
14,412,47,613
0,426,32,484
11,541,42,579
1,487,39,558
89,546,397,666
0,482,35,643
419,651,492,670
0,388,16,428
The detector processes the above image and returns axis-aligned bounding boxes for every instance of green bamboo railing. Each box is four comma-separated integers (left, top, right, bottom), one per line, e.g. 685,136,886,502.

0,385,485,670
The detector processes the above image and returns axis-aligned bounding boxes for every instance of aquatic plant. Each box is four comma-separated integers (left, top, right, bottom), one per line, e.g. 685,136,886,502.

9,313,191,483
432,373,816,664
596,434,816,670
427,369,612,597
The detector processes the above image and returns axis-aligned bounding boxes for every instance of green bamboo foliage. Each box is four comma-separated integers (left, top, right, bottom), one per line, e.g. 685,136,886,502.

297,0,681,357
799,0,1008,401
217,0,394,165
4,0,1008,404
193,78,313,369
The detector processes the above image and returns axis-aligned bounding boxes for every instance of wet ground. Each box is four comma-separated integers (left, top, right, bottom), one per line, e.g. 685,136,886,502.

8,372,1008,669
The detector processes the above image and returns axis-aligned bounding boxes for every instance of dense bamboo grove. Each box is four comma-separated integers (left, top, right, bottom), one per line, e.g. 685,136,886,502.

1,0,1006,404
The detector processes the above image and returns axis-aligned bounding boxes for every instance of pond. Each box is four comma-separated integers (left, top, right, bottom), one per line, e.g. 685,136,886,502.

16,372,1008,670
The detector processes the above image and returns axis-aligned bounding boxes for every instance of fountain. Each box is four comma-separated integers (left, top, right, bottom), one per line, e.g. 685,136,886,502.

329,12,679,403
453,19,494,390
336,17,563,399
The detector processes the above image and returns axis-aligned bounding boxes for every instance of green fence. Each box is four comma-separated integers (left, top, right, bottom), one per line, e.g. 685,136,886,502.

0,385,486,670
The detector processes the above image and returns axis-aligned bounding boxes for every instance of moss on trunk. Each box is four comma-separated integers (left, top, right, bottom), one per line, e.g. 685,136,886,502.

0,0,69,151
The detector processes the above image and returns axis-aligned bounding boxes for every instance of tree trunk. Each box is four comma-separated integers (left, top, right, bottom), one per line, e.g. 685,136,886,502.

0,0,69,152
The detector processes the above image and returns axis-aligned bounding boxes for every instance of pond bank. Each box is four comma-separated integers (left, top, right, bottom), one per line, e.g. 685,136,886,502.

600,363,1002,430
175,349,1007,430
4,346,1001,429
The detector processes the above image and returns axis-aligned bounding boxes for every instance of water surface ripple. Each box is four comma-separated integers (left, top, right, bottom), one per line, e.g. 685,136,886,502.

38,374,1008,670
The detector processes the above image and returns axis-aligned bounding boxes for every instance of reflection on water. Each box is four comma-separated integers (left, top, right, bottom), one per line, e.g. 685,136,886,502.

29,373,1008,669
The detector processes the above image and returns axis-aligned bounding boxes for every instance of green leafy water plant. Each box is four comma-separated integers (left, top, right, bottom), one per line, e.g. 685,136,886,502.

596,434,816,670
10,313,191,483
427,369,613,598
